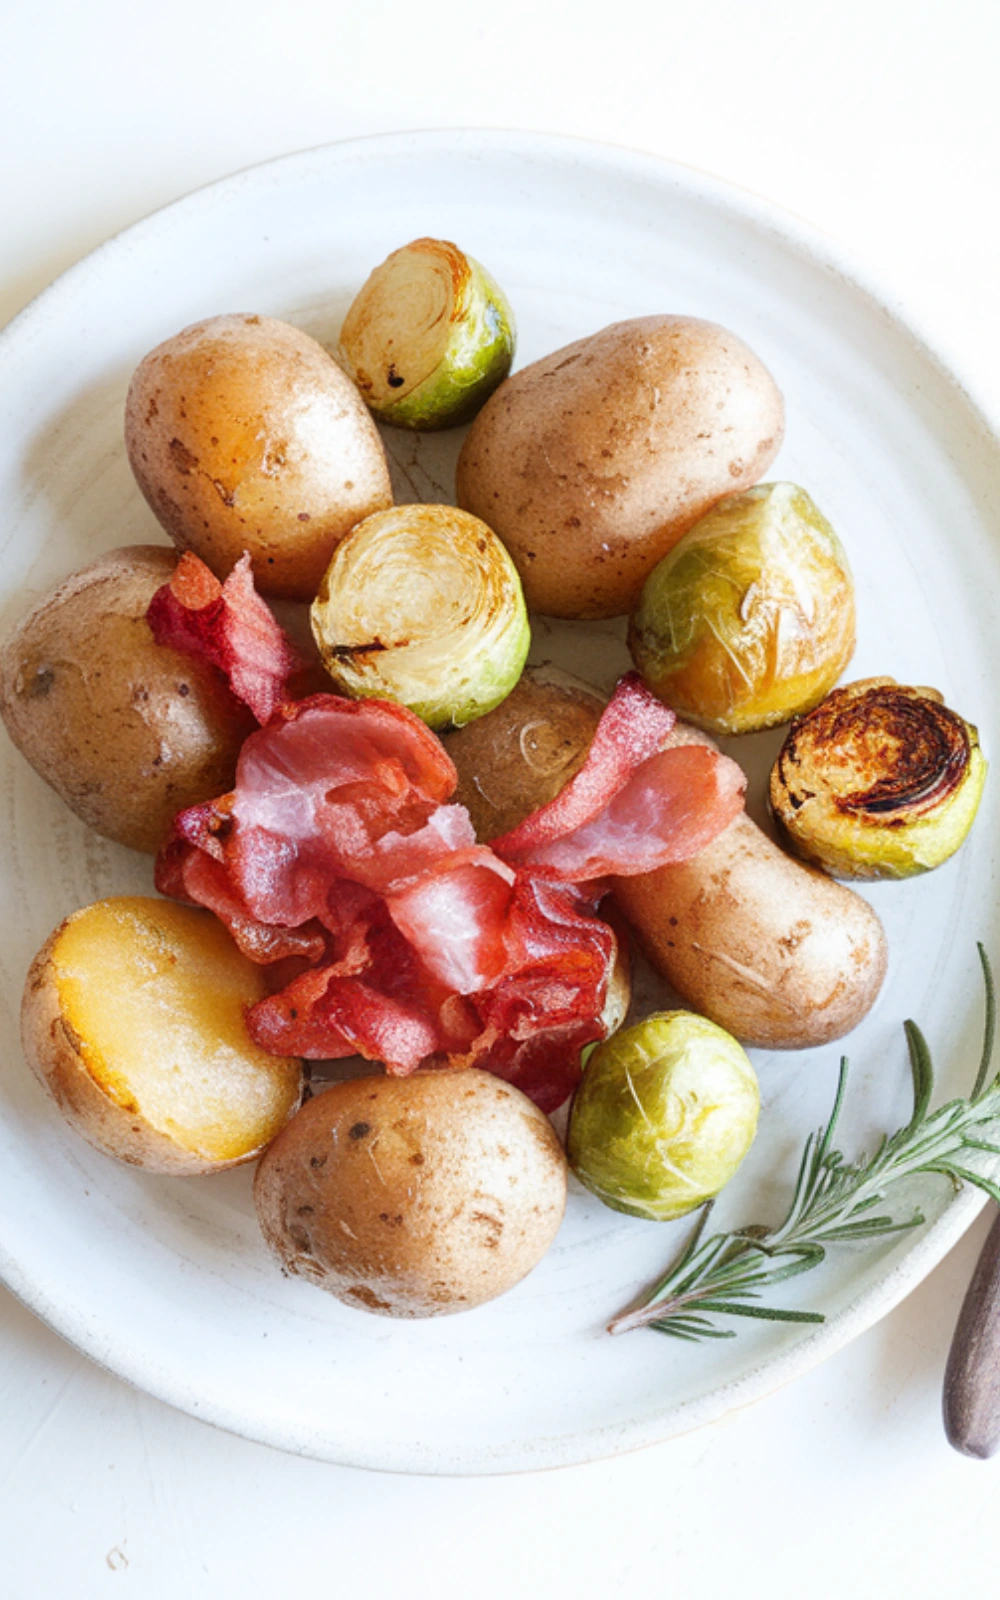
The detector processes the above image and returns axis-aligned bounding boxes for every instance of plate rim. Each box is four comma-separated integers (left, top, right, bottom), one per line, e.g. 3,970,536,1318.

0,127,995,1474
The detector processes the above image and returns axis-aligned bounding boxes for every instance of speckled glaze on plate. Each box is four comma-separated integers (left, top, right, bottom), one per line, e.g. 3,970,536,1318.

1,130,999,1474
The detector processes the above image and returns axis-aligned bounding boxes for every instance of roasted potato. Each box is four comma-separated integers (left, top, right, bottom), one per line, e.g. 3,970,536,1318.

0,545,255,853
443,665,605,837
21,897,304,1174
455,315,784,619
125,314,393,599
254,1069,568,1317
613,809,888,1049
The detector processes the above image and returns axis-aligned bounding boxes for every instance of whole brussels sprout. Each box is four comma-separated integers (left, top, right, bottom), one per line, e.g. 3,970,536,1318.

628,482,855,734
339,238,515,430
769,677,987,878
311,504,530,730
567,1011,759,1221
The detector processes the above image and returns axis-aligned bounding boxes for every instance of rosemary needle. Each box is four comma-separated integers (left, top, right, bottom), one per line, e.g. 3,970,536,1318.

608,945,1000,1342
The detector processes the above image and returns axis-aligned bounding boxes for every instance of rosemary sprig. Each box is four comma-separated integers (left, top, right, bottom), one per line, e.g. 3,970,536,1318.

608,945,999,1342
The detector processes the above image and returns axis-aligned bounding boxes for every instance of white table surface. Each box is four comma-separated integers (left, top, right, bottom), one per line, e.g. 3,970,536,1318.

4,1,1000,1593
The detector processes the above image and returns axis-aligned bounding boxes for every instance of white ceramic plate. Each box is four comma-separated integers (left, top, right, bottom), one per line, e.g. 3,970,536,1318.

2,131,999,1475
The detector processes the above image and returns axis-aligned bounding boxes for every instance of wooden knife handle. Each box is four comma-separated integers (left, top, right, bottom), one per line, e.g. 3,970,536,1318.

944,1206,1000,1457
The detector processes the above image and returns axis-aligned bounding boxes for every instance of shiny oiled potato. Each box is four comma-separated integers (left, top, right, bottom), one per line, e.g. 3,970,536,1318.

21,897,304,1174
125,314,393,599
455,316,784,619
443,665,605,837
254,1070,568,1317
613,808,888,1049
0,546,255,853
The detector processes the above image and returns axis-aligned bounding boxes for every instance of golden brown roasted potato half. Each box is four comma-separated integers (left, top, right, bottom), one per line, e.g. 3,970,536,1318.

21,897,304,1174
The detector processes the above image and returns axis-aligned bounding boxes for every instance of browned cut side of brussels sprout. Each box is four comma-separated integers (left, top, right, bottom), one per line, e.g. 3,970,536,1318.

769,678,987,878
310,504,530,730
339,238,515,430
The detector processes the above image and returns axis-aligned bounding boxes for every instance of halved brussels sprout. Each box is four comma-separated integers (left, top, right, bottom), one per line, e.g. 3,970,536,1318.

339,238,515,430
310,504,530,730
567,1011,759,1221
628,482,856,734
769,677,987,878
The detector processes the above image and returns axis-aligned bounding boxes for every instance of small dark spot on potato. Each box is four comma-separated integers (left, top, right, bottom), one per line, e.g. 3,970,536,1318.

297,512,311,522
347,1285,392,1310
349,1121,371,1140
169,438,199,474
309,1154,327,1169
26,664,55,698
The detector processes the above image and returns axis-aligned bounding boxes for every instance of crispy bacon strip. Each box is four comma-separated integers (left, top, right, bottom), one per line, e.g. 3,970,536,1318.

490,673,676,855
154,668,747,1109
491,674,746,880
147,551,300,723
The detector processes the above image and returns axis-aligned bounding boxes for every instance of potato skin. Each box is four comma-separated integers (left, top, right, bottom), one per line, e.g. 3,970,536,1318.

254,1070,568,1318
613,811,888,1049
455,316,784,619
443,665,605,839
21,899,304,1174
125,314,393,599
0,546,255,852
